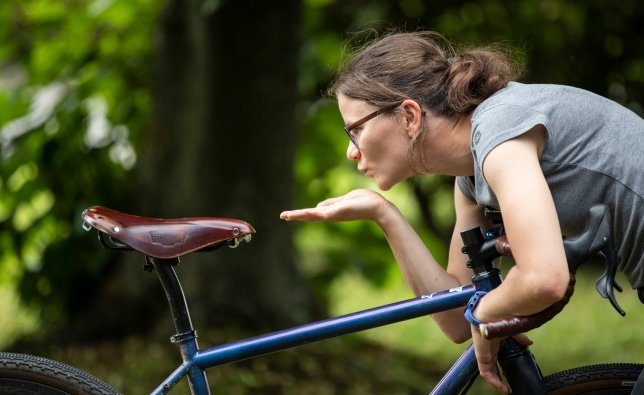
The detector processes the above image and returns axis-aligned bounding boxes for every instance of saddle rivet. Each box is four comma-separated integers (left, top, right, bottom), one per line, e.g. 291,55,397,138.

113,226,120,233
232,227,240,236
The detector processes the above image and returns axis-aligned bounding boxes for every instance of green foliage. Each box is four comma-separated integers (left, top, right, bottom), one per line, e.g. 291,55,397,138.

0,0,642,345
0,0,163,329
0,0,641,391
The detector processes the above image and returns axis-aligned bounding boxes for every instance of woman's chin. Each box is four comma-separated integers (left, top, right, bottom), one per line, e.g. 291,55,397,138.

375,177,394,191
375,173,408,191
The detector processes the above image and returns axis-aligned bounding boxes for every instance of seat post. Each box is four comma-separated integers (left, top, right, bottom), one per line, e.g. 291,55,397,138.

147,256,211,394
147,256,195,336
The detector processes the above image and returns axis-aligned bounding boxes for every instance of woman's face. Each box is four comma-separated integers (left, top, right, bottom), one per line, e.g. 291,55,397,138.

338,94,414,191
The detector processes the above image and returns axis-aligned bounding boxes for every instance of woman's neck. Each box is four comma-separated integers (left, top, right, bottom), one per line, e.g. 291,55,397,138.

421,112,475,176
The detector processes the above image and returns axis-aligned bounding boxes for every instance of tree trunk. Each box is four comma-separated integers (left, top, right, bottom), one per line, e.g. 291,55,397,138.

67,0,321,341
143,0,321,327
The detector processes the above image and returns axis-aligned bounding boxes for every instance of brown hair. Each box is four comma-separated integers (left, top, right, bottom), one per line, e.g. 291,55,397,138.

329,31,523,172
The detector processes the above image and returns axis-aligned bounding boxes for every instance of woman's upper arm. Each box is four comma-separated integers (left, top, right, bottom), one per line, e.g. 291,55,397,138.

482,125,569,294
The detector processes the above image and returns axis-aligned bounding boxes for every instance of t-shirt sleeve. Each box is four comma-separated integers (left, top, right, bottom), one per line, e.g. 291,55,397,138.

472,103,549,173
456,176,476,201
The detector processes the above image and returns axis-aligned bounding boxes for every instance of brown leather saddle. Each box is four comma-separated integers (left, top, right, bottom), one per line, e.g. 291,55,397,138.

82,206,255,259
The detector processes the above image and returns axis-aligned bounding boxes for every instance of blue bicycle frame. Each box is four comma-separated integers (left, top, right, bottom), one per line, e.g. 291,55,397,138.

145,218,551,395
150,256,478,395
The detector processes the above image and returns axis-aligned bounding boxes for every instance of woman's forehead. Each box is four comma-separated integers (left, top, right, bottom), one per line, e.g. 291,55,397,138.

337,93,375,114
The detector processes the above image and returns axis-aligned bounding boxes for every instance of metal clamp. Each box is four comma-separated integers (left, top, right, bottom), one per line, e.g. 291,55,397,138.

228,234,253,248
170,330,198,344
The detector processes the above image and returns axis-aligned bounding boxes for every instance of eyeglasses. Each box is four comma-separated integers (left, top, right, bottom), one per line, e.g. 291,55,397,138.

343,103,400,149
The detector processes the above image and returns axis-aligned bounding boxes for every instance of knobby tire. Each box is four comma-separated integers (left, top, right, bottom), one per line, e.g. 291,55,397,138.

543,363,642,394
0,352,120,395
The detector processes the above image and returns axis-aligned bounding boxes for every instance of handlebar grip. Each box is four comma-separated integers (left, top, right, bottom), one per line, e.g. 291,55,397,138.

479,274,576,340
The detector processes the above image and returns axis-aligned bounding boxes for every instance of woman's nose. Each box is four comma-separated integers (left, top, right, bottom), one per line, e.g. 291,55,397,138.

346,142,360,160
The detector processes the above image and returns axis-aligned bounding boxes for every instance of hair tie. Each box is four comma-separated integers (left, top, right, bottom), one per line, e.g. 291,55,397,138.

447,57,455,65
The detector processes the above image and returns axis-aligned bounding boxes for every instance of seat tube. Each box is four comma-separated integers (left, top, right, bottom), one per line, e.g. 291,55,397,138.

498,338,546,394
149,257,211,395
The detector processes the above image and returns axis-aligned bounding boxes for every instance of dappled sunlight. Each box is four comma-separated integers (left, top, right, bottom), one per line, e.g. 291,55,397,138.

0,81,68,157
0,285,40,348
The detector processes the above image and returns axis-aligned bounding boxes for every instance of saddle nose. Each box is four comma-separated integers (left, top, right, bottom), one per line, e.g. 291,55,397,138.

82,206,255,259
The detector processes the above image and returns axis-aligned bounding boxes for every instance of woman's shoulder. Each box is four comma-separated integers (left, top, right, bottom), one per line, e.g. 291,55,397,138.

473,82,639,128
479,82,631,111
477,82,579,109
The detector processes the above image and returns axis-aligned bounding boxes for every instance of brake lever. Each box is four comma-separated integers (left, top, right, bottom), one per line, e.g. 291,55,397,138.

562,204,625,317
595,241,625,316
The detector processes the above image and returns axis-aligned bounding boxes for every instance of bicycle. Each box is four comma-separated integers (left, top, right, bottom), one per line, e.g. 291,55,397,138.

0,204,641,394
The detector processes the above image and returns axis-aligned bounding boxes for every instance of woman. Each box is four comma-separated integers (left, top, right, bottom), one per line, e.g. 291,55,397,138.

280,31,643,394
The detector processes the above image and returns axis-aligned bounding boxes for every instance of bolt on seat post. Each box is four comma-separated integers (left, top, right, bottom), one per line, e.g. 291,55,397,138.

147,256,211,395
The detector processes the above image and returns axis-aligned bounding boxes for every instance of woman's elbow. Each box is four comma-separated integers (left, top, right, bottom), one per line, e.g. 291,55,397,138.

448,330,472,344
442,323,472,344
433,313,472,344
536,270,570,305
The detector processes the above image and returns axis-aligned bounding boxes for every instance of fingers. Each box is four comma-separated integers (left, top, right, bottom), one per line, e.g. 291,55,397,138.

281,197,345,221
512,333,534,346
477,347,507,393
280,208,325,222
479,368,509,394
280,189,386,222
472,327,509,394
317,197,343,207
316,189,373,207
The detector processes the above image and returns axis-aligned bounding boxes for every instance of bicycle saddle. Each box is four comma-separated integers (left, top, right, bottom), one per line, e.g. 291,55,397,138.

81,206,255,259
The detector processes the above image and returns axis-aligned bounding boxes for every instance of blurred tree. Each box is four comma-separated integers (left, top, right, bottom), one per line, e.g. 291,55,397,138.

0,0,642,346
0,0,162,343
66,0,325,340
0,0,323,342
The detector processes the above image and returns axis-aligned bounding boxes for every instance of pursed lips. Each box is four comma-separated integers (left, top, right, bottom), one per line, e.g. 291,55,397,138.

358,167,372,177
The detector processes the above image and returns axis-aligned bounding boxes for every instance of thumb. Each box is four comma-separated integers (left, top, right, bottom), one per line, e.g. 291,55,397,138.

512,333,533,346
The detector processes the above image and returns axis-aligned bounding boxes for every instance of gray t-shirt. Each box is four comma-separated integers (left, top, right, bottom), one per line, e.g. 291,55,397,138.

456,82,644,289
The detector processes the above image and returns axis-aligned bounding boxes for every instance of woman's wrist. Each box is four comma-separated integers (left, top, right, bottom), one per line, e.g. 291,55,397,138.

372,198,401,227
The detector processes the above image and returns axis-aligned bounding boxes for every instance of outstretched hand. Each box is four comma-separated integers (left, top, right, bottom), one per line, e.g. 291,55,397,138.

280,189,390,223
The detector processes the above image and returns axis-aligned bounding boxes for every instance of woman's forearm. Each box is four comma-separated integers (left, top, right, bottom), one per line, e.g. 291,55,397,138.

375,201,473,342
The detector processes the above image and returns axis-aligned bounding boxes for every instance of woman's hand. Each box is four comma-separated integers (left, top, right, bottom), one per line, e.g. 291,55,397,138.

471,326,533,394
280,189,391,224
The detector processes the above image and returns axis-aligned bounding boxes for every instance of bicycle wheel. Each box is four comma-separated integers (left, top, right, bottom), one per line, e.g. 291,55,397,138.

543,363,642,394
0,352,120,395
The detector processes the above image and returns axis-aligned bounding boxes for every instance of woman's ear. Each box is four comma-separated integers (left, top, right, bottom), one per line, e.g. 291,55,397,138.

400,99,424,139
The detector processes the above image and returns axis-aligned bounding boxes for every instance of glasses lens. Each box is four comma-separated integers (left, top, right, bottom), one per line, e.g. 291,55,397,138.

344,127,359,149
343,103,400,149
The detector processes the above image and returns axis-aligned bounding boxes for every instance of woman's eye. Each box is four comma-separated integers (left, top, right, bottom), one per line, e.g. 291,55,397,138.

350,127,362,136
